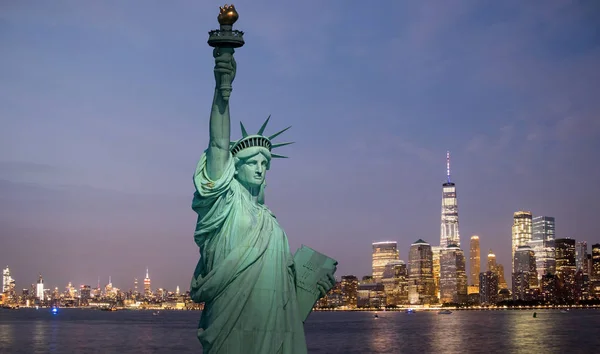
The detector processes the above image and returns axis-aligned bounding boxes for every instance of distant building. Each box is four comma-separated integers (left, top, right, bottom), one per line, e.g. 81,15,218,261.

2,266,14,294
512,245,537,300
529,216,556,281
372,241,399,281
555,238,576,302
36,274,44,301
440,152,460,248
488,249,507,289
341,275,358,309
497,264,508,289
541,273,558,303
357,283,385,308
532,216,556,242
431,246,441,300
592,244,600,280
144,268,152,298
512,211,533,273
487,250,497,274
381,260,408,306
439,245,468,304
576,241,588,273
469,236,481,287
408,239,435,305
479,271,499,305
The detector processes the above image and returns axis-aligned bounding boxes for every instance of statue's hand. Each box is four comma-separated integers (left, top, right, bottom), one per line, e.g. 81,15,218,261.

213,47,236,88
316,273,336,298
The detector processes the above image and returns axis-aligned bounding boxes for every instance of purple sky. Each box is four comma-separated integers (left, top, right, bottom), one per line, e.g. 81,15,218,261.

1,1,599,292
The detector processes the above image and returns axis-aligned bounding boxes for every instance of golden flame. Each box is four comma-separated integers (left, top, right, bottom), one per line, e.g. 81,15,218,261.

218,4,239,26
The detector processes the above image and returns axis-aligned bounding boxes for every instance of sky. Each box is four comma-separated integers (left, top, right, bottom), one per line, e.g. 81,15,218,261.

1,0,599,292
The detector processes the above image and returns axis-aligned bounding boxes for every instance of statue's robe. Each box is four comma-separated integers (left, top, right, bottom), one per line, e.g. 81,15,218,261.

190,152,307,354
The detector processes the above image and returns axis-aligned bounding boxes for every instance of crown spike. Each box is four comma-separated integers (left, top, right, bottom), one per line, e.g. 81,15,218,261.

271,142,294,149
271,153,288,159
240,122,248,138
257,115,271,135
268,126,291,140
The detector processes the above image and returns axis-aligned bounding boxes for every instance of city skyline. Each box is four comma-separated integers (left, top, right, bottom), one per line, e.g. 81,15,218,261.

2,1,600,290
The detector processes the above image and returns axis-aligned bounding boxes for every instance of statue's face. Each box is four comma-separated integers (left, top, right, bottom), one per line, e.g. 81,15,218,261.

236,153,268,188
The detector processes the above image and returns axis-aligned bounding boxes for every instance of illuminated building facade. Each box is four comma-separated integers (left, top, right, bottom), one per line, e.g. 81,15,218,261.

487,250,497,273
488,250,507,288
497,264,508,289
80,285,91,303
555,238,576,302
408,239,435,305
575,241,588,273
372,241,399,281
2,266,13,293
36,274,44,301
533,216,555,242
440,152,460,248
144,268,152,298
469,236,481,287
479,271,498,305
592,244,600,279
439,245,468,304
512,211,533,273
341,275,358,308
512,246,537,300
529,216,556,281
381,260,408,306
431,246,441,300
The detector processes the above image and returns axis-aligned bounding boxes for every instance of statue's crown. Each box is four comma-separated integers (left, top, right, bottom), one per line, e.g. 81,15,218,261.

230,115,293,159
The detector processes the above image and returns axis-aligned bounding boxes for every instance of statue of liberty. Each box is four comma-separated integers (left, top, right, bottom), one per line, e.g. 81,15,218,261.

190,5,336,354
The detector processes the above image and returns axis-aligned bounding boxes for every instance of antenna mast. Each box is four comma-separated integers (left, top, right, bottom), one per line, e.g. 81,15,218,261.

446,151,451,183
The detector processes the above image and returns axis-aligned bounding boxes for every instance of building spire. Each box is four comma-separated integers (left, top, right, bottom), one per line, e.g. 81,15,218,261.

146,267,149,279
446,151,451,183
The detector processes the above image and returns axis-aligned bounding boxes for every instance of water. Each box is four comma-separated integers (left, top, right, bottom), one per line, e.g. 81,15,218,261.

1,309,599,353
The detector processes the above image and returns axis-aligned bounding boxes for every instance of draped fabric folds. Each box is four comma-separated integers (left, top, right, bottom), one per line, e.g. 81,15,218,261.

190,152,307,354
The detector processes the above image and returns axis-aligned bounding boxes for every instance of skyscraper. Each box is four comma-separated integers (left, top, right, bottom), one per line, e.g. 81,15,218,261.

2,266,13,293
469,236,481,287
529,216,556,280
341,275,358,309
439,245,468,304
431,246,441,300
487,249,497,273
408,239,435,305
372,241,399,281
440,152,460,248
512,211,533,272
479,271,499,305
532,216,555,242
512,245,537,300
555,238,576,301
592,244,600,279
575,241,588,273
36,274,44,301
144,268,152,298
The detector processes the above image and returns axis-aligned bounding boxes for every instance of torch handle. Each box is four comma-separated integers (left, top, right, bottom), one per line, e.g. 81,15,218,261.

214,47,235,102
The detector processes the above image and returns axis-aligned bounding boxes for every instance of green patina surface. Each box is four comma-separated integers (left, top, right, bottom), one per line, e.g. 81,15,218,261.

189,6,337,353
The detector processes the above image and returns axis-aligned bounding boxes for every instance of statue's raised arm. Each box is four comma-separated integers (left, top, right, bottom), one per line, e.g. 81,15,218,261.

206,47,236,181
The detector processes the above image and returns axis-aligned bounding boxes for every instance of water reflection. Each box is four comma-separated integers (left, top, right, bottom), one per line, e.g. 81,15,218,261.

366,311,397,352
33,320,47,353
506,310,557,353
0,324,14,348
429,312,464,353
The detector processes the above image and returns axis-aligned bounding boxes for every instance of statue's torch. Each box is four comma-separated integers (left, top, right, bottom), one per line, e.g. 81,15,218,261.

208,4,245,101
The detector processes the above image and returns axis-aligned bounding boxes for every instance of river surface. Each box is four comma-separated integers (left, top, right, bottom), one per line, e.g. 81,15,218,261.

1,308,599,353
